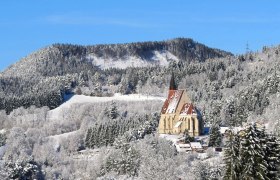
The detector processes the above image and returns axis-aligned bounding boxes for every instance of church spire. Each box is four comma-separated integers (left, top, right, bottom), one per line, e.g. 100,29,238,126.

169,72,177,90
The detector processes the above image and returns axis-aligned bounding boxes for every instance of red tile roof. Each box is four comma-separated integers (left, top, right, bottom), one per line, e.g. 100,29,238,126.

161,99,169,114
161,90,184,114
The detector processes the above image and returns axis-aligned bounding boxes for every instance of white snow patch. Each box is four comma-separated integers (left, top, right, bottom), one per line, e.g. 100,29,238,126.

48,130,78,141
0,145,6,158
48,93,165,121
86,50,179,69
219,126,243,134
190,142,203,149
166,90,182,114
152,50,179,66
174,143,192,153
159,134,183,144
0,129,6,134
73,149,103,161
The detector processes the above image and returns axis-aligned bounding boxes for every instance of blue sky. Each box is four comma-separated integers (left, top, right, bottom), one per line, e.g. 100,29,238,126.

1,0,280,71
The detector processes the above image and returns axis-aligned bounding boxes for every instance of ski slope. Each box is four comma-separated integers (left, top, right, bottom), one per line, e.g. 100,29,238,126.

47,93,165,121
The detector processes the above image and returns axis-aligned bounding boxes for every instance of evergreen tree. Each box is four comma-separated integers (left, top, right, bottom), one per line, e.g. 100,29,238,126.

240,123,268,180
223,130,241,180
105,101,119,119
265,135,280,179
223,123,280,180
183,129,193,143
0,133,6,147
273,118,280,137
208,122,222,147
84,128,92,148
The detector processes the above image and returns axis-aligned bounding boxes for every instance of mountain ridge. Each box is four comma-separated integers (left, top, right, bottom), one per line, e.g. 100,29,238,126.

3,37,279,117
1,38,233,77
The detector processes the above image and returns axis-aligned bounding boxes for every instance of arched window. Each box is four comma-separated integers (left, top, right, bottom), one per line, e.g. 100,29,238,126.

192,118,195,130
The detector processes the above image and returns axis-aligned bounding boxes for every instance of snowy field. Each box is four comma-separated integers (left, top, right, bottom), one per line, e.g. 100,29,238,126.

48,93,165,121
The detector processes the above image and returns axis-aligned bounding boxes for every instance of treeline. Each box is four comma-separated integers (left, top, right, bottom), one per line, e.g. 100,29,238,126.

0,89,62,114
54,37,232,63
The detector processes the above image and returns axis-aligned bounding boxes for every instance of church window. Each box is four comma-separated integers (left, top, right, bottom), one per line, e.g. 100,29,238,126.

192,118,195,130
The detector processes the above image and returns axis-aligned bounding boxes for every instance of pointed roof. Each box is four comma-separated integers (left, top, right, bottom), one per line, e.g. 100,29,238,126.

161,90,184,114
169,72,177,90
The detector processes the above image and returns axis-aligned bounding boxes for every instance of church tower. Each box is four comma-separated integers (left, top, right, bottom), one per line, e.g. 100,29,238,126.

169,72,177,90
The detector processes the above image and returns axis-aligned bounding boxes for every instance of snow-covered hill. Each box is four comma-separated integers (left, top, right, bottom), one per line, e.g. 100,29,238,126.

0,37,233,114
48,93,165,121
1,38,232,77
47,93,165,147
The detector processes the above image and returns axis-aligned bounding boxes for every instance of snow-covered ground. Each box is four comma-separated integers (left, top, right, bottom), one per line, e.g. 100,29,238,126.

72,148,109,161
0,129,6,134
159,134,183,144
48,130,78,141
0,145,6,159
86,50,179,69
48,93,165,121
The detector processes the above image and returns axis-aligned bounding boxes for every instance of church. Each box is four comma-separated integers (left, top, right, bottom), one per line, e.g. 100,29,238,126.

158,74,203,136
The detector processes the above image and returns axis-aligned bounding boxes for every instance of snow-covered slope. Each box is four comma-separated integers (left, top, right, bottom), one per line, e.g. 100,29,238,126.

87,50,179,69
47,93,165,147
47,93,165,121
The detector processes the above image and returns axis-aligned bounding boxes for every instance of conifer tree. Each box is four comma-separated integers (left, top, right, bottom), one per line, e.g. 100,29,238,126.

240,123,268,180
273,118,280,137
84,128,92,148
183,129,193,143
208,122,222,147
265,135,280,179
105,101,119,119
223,130,241,180
223,123,280,180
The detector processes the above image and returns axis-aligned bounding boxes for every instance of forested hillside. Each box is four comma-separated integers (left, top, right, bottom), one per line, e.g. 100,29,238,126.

0,39,279,129
1,39,280,129
1,38,280,179
0,38,232,113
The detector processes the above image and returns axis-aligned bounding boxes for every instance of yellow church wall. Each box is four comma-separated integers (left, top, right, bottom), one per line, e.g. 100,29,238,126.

158,113,176,134
177,115,194,136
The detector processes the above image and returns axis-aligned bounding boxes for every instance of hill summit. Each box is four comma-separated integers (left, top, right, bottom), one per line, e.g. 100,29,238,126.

2,38,232,77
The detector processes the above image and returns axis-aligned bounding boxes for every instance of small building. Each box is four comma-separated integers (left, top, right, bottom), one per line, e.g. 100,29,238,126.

158,73,203,136
175,143,192,153
190,142,204,152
